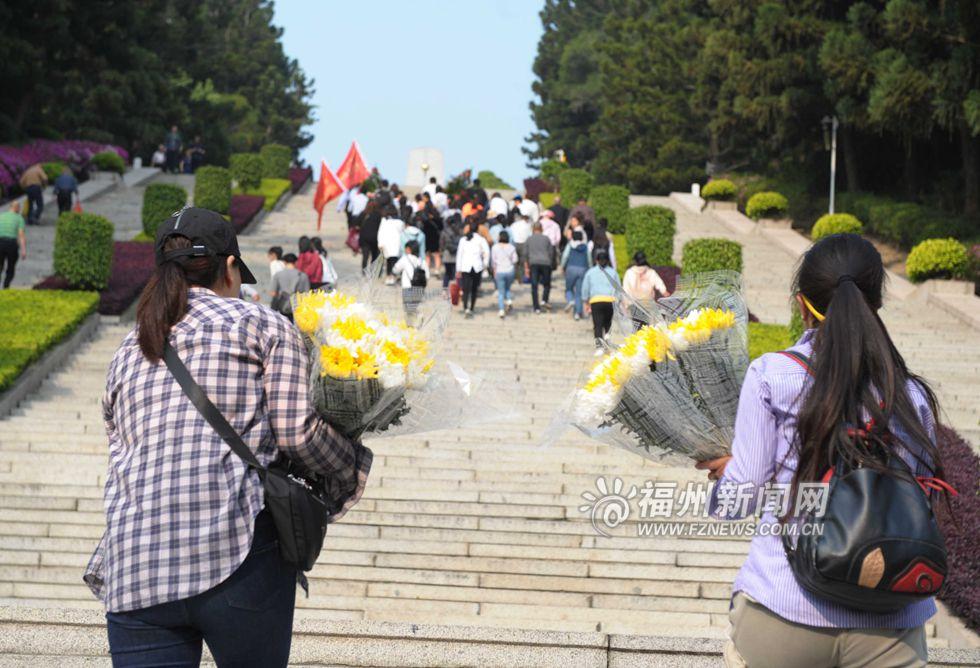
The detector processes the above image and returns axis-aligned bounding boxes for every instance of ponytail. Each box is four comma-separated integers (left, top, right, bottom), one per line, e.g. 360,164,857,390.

791,234,943,494
136,235,225,363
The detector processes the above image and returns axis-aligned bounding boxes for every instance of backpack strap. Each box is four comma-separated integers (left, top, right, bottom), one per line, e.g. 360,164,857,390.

778,350,812,375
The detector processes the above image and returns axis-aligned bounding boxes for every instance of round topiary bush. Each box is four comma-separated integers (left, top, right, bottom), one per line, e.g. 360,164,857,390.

682,238,743,274
745,191,789,220
53,212,114,290
906,238,969,283
230,153,263,190
42,161,67,182
194,166,232,214
589,184,631,234
626,206,676,267
701,179,737,201
92,150,125,174
559,168,594,205
142,183,187,237
260,144,292,180
811,213,863,241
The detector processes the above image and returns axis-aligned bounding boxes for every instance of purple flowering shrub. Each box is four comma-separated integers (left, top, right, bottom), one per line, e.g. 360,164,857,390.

288,167,312,194
35,241,153,316
936,425,980,632
523,178,550,203
229,194,264,233
0,140,128,190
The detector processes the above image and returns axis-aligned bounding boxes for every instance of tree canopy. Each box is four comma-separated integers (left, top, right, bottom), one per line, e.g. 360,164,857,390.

525,0,980,216
0,0,313,166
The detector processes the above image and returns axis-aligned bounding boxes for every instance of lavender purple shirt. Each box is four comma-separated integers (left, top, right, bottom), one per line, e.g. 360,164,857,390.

711,329,937,628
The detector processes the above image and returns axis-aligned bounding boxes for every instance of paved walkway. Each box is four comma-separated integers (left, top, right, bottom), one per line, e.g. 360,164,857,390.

0,188,975,662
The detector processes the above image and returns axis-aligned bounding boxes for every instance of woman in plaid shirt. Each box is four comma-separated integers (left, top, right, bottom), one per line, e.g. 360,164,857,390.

84,208,372,666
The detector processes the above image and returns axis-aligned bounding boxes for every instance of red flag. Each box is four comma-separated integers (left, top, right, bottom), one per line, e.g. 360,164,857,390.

335,141,371,189
313,160,345,230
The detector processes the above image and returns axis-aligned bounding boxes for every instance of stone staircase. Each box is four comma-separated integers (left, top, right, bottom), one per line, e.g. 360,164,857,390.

0,190,976,664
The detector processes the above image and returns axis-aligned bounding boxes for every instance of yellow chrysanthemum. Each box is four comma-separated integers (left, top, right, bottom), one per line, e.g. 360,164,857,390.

382,341,411,367
352,348,379,379
326,291,355,308
641,327,673,363
319,346,355,378
294,304,320,335
296,290,328,311
331,316,375,341
668,308,735,346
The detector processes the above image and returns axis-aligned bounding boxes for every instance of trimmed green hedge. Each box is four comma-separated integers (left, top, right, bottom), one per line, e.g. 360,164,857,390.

906,238,969,282
837,191,976,249
682,238,743,274
194,166,231,214
701,179,736,201
748,322,794,361
230,153,263,190
811,213,863,241
234,178,291,211
610,233,629,278
590,184,630,234
92,150,125,174
0,290,100,392
538,192,558,210
559,168,594,204
141,183,187,237
476,170,512,190
53,212,114,290
260,143,291,180
42,161,67,182
626,205,676,267
746,191,788,220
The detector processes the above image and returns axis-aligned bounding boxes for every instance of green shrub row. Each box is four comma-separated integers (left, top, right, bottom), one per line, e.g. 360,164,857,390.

53,212,114,290
906,238,969,283
0,290,100,392
230,153,263,190
42,161,67,182
476,170,512,190
194,166,232,214
92,150,125,174
234,178,291,211
538,192,558,210
559,168,593,204
701,179,736,201
745,191,788,220
625,205,676,267
748,322,794,361
811,213,863,241
142,183,187,237
836,191,976,249
260,143,291,180
681,238,743,274
589,184,630,234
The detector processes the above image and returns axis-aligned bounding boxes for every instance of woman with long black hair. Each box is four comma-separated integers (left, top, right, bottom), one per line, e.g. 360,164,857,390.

85,208,371,666
455,220,490,317
698,234,945,667
358,199,383,270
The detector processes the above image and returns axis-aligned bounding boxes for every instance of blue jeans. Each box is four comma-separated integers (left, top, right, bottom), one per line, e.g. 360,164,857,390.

106,511,296,667
495,270,515,311
565,265,587,316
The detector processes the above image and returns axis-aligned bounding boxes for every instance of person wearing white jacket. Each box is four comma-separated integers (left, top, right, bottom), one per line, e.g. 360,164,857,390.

455,223,491,317
377,211,405,285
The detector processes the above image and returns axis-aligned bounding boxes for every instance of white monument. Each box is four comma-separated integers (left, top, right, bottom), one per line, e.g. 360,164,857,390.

406,148,445,187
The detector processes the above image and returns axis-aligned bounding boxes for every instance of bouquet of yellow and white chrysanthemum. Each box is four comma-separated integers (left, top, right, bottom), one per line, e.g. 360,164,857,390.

552,271,748,464
292,289,439,438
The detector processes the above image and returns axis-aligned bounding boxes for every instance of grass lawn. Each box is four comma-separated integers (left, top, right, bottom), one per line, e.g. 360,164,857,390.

611,233,629,278
748,322,794,360
233,177,291,211
0,289,100,392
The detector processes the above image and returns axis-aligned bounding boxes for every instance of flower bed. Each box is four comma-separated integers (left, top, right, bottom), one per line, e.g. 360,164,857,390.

35,241,155,316
233,178,290,211
288,167,313,193
0,140,128,191
229,194,265,233
936,425,980,632
0,290,99,392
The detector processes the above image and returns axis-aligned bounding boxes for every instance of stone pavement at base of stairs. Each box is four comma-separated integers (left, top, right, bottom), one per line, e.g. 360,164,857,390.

0,186,976,663
9,168,183,289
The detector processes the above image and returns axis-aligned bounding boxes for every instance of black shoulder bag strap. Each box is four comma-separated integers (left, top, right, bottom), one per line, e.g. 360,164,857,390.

163,342,265,475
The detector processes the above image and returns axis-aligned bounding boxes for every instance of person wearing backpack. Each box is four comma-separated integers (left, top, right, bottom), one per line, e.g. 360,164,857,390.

697,234,949,668
269,253,311,320
581,250,621,354
392,240,428,319
440,216,462,290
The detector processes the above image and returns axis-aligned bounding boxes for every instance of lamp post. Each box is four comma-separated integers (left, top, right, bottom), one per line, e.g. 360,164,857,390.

421,162,430,184
821,115,839,214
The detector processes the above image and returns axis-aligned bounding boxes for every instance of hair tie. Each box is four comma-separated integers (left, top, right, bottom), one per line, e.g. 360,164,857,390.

836,274,855,287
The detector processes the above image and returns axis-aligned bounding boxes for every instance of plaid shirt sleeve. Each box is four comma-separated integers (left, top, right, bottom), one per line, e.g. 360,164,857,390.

262,314,373,510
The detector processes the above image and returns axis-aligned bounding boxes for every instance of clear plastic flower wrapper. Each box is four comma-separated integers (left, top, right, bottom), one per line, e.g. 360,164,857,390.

291,273,523,440
544,271,749,465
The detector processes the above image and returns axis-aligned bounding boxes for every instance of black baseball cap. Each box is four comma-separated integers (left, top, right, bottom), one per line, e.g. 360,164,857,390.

154,206,257,284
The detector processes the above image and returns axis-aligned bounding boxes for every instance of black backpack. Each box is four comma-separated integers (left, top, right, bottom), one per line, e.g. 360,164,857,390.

779,350,953,613
409,257,427,288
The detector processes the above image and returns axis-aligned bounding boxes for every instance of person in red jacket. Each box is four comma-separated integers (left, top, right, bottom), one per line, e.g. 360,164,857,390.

295,236,323,287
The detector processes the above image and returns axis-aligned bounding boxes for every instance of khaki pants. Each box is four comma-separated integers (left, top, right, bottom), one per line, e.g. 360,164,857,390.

724,593,927,668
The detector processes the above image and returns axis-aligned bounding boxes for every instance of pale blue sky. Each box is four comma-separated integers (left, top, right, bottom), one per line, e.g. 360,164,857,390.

272,0,543,188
